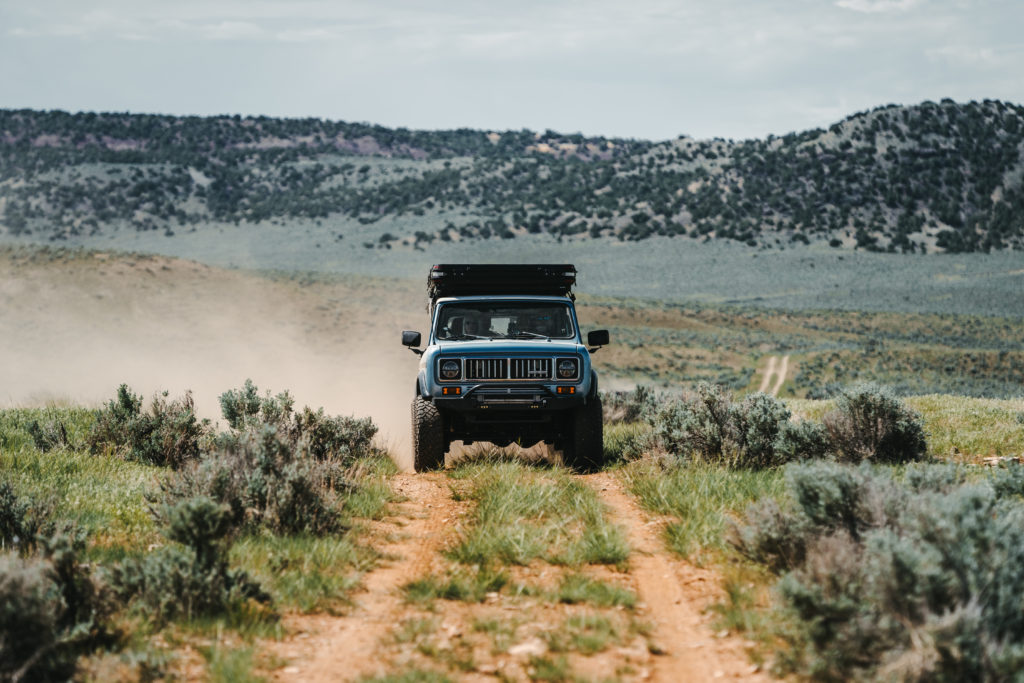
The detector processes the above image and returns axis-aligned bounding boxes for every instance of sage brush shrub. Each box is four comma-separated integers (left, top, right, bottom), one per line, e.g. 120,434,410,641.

88,384,209,468
824,383,927,464
218,380,377,463
0,528,114,682
601,385,657,424
112,497,268,624
0,480,56,554
159,426,351,534
734,461,1024,681
774,420,830,463
25,419,70,452
649,384,793,468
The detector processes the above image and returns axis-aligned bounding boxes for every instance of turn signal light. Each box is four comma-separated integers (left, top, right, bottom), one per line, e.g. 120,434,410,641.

442,387,462,396
556,386,575,395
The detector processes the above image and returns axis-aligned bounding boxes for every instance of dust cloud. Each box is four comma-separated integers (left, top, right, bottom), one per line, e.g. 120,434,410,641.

0,253,424,470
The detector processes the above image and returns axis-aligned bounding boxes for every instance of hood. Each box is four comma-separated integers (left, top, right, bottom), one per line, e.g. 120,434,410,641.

433,339,583,355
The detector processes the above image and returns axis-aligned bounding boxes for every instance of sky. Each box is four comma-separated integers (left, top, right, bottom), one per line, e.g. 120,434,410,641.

1,0,1022,141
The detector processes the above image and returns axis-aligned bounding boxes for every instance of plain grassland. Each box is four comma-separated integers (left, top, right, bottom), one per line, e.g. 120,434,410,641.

0,403,397,679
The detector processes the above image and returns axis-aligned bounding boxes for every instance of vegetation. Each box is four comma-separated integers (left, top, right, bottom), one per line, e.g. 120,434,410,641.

0,384,390,680
733,461,1024,681
642,382,927,468
87,384,208,467
582,297,1024,398
3,100,1023,252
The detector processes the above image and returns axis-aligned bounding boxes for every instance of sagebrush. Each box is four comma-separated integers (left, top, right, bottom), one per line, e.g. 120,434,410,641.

733,461,1024,681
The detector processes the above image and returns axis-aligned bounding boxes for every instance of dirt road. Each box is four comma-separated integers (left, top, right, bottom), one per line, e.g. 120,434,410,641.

268,469,764,682
270,473,460,681
757,355,789,397
589,473,766,683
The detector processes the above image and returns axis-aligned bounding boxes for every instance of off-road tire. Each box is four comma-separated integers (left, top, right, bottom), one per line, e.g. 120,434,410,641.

563,397,604,472
412,396,446,472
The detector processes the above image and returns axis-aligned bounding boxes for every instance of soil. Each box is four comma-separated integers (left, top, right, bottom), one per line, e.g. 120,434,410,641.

265,469,767,682
269,473,463,681
588,472,768,683
756,356,789,397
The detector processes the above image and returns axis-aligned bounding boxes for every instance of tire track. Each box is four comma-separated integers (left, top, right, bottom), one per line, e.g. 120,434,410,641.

757,355,789,396
270,472,457,682
589,472,767,683
770,355,789,397
757,356,777,393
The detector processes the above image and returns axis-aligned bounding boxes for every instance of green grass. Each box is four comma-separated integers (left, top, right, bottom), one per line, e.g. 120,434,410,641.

528,655,573,682
403,566,510,605
786,395,1024,459
445,461,629,569
471,617,521,654
230,534,370,613
203,644,266,683
553,573,637,609
620,461,785,563
543,614,625,655
0,409,162,556
344,454,400,519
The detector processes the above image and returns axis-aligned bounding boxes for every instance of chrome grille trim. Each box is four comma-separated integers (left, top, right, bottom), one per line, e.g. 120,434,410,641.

465,358,508,380
510,358,551,380
456,357,558,381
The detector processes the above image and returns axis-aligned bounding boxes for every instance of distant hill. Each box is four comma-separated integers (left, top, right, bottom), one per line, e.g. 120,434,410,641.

1,99,1022,253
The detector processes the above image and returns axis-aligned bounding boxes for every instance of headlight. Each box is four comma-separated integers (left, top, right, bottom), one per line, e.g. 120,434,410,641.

556,358,579,379
440,359,461,380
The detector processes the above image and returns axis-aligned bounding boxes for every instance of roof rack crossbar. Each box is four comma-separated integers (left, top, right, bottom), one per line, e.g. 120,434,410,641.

428,264,577,301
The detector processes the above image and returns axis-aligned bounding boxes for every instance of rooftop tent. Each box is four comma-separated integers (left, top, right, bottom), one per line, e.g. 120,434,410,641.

427,264,577,301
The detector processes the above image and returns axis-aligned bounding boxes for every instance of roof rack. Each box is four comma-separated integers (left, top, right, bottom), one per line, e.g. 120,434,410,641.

428,264,577,302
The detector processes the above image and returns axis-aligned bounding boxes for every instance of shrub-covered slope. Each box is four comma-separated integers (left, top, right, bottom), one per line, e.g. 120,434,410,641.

2,99,1022,252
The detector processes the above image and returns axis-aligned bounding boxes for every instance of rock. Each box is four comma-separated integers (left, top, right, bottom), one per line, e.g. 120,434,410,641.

508,637,547,657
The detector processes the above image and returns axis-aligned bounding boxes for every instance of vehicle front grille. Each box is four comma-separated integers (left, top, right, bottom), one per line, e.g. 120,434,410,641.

510,358,551,380
465,358,508,380
462,357,555,381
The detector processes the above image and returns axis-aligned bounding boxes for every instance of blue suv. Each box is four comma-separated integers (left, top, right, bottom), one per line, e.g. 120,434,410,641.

401,264,609,472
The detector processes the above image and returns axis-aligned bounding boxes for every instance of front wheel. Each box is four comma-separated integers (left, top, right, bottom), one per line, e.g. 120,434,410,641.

412,396,445,472
563,397,604,472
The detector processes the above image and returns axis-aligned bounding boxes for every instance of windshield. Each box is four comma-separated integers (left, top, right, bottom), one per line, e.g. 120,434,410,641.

435,302,575,340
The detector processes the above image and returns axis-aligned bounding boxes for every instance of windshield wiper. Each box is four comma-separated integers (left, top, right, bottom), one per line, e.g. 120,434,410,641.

509,331,550,339
446,334,490,340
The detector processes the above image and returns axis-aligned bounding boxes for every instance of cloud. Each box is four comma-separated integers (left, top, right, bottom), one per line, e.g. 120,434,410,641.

836,0,924,12
926,44,1003,67
197,20,264,40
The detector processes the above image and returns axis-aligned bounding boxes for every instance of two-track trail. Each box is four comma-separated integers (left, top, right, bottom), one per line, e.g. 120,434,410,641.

270,472,458,682
757,355,789,396
588,472,768,683
269,468,764,682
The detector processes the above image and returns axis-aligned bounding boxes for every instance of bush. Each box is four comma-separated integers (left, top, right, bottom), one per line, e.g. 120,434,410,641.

823,383,927,464
159,426,351,535
0,527,114,682
88,385,209,468
774,420,830,463
649,384,793,468
734,461,1024,681
218,380,377,464
0,552,73,682
218,379,292,432
601,385,657,424
25,419,70,452
111,497,268,624
0,480,56,554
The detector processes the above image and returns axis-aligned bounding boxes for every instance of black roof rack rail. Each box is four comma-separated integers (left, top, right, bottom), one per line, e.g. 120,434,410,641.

428,264,577,301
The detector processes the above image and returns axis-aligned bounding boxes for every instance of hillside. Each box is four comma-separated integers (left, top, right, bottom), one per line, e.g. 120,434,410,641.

2,99,1023,253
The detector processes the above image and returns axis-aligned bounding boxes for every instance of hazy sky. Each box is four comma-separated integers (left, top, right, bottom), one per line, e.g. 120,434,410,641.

2,0,1021,141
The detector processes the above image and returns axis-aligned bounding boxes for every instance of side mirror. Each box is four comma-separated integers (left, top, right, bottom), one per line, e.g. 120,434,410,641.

402,331,422,355
587,330,609,350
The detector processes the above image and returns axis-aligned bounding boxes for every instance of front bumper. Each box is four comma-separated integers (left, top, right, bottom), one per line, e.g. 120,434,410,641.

433,384,587,413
